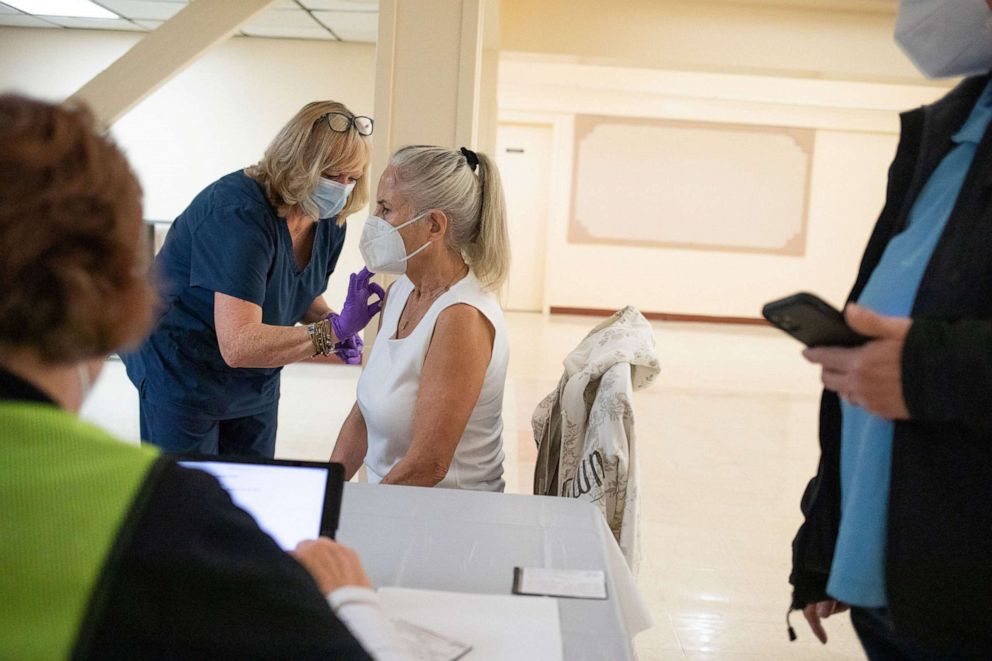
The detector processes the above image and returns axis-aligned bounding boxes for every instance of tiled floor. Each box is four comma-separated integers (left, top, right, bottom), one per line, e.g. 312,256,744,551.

82,312,865,660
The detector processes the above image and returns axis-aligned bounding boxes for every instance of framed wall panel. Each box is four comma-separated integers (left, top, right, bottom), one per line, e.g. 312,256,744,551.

569,115,814,256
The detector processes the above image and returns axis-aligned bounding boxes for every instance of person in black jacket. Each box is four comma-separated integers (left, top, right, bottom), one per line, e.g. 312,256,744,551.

790,2,992,659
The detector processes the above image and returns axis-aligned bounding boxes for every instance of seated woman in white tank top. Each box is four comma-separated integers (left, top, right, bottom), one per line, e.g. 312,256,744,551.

330,145,510,491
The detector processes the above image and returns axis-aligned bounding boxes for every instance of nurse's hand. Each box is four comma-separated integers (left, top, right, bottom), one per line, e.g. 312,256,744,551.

329,268,386,340
802,304,911,420
334,334,364,365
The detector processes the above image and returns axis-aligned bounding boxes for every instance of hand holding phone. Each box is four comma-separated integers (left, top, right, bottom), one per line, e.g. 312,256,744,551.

762,292,869,348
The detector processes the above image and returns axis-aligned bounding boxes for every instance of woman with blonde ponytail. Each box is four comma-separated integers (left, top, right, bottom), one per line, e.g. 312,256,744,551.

463,151,511,289
331,145,512,491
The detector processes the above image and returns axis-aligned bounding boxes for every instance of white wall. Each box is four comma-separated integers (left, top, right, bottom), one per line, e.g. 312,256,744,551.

501,0,919,84
0,10,960,320
496,0,961,318
0,27,376,306
498,58,949,318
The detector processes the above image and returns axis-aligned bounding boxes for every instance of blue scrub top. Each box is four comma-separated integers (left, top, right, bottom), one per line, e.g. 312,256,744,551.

827,79,992,608
123,170,347,417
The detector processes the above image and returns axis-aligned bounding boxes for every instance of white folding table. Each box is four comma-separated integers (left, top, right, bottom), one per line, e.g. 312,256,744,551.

337,483,652,660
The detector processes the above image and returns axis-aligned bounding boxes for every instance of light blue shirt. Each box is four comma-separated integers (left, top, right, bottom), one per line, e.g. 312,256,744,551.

827,79,992,607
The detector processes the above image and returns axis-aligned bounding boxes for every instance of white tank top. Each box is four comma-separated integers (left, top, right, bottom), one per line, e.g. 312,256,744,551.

357,271,508,491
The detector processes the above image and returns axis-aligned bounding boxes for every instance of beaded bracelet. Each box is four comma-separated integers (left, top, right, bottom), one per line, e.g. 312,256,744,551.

306,322,319,356
307,318,334,357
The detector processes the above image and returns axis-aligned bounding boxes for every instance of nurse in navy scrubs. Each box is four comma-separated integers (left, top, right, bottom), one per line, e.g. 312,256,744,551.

122,100,383,457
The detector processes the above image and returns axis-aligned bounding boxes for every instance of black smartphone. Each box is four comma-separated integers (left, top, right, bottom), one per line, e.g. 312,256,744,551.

762,292,869,347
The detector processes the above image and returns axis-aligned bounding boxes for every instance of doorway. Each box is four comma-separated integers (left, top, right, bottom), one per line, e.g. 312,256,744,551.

495,122,553,312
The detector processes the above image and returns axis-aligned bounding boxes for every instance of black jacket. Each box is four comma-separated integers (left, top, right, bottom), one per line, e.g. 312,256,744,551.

790,75,992,651
0,368,371,660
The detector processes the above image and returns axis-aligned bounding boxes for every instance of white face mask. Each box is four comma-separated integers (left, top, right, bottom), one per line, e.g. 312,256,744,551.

309,177,355,220
896,0,992,79
359,211,431,274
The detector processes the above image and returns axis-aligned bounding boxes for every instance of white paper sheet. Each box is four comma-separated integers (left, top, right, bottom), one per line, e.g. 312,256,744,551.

514,567,607,600
391,618,472,661
378,587,563,661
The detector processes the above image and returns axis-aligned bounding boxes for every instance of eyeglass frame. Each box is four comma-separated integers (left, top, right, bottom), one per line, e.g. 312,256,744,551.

317,112,374,136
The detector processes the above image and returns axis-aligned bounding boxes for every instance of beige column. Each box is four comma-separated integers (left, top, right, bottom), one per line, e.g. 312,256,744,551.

476,0,501,158
363,0,499,347
370,0,498,185
70,0,276,127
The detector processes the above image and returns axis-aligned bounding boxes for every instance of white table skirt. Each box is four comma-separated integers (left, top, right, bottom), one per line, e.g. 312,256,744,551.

337,483,653,661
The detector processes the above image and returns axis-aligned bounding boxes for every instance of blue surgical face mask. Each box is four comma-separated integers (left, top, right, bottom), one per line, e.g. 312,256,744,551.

896,0,992,79
309,177,355,220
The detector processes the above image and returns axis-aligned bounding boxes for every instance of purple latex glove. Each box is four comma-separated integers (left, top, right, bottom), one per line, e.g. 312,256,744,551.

333,334,363,365
329,267,385,340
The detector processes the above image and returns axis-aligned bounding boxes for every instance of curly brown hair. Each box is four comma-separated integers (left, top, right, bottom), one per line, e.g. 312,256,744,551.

0,94,154,363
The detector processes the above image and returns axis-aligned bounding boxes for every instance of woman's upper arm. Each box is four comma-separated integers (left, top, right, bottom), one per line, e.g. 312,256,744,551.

408,304,495,470
332,401,369,478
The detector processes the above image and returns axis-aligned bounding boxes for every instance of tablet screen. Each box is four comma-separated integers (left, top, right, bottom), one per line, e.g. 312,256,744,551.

179,459,329,551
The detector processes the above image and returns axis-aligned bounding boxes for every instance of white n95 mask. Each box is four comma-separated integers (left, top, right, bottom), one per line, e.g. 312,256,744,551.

896,0,992,79
359,211,431,274
310,177,355,220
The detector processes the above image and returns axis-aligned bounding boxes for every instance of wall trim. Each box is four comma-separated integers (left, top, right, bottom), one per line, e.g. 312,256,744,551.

549,306,770,326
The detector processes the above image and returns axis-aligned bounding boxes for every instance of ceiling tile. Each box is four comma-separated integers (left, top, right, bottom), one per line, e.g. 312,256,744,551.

312,10,376,42
133,18,161,29
96,0,184,20
245,6,321,29
302,0,378,10
0,13,59,26
0,3,21,13
43,15,143,30
240,25,335,40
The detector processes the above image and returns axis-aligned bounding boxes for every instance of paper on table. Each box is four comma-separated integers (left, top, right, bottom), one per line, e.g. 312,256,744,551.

513,567,608,600
378,587,563,661
391,618,472,661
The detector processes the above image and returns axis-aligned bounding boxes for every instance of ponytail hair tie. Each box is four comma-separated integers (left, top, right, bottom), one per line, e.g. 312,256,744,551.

460,146,479,173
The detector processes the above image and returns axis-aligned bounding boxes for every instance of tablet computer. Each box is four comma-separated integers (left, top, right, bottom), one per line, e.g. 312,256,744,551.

174,455,345,551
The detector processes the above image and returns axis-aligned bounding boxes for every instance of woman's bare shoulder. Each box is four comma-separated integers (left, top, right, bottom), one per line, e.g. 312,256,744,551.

436,303,493,335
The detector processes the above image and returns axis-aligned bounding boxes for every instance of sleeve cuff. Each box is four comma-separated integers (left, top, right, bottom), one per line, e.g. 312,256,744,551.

327,586,381,611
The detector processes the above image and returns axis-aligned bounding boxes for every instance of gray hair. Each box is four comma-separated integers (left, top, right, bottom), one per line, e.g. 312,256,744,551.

389,145,510,289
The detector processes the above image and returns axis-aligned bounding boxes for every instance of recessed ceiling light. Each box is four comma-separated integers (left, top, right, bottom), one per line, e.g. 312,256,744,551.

3,0,119,19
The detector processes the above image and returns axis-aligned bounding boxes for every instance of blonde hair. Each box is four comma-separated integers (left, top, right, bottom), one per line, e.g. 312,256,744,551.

389,146,510,289
246,100,371,225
